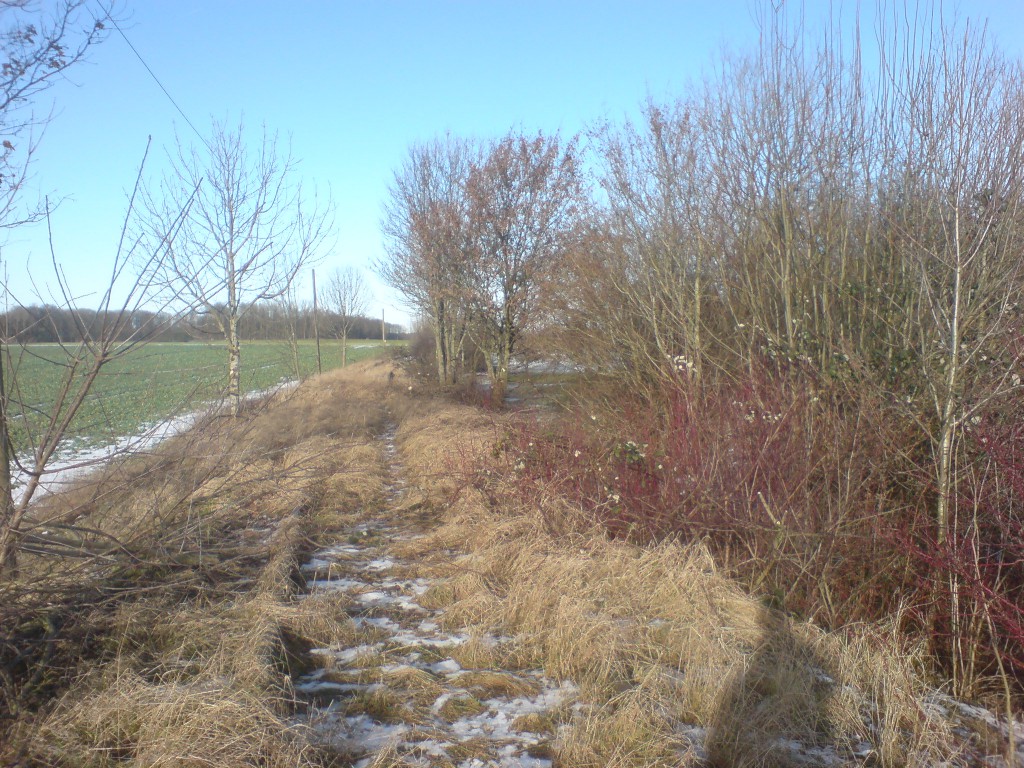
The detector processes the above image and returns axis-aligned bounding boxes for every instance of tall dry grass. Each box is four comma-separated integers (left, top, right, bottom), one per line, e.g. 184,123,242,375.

393,392,960,767
0,360,400,765
0,355,981,765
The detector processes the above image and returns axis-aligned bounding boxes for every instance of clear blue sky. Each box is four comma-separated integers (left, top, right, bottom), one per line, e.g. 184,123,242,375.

4,0,1023,329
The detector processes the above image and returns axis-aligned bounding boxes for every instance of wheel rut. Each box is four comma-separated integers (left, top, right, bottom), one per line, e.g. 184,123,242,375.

292,420,576,768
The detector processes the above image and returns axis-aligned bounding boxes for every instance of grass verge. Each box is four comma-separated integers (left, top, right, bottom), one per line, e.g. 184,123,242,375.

0,359,400,766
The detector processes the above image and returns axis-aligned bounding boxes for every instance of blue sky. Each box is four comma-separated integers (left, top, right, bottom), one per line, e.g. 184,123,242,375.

4,1,1023,328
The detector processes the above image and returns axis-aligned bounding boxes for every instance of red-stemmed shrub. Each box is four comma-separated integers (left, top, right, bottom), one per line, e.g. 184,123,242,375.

901,419,1024,693
491,359,1024,695
496,362,928,627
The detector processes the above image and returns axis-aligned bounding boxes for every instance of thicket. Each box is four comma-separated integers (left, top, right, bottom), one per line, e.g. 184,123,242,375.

548,6,1024,704
386,3,1024,705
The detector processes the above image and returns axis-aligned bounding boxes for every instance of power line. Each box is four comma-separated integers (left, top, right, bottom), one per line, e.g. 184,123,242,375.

104,13,209,150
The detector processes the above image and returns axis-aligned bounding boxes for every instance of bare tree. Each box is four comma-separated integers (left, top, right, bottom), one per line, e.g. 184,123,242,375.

380,136,477,385
861,9,1024,697
867,8,1024,547
0,143,195,574
0,0,111,230
323,266,367,367
0,0,123,574
141,119,332,416
464,131,583,401
277,282,305,380
382,132,582,397
590,101,713,386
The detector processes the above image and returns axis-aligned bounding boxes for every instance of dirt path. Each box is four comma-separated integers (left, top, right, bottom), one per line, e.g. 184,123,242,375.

10,361,1008,766
292,422,577,768
269,365,1016,768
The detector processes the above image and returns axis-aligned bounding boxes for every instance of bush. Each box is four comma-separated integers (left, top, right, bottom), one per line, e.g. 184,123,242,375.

491,362,1024,698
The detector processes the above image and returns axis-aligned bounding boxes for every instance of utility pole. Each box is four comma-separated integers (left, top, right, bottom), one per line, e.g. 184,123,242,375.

382,308,387,345
312,269,322,375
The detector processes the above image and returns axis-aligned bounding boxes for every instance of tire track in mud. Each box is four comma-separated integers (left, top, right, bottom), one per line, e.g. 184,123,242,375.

293,421,577,768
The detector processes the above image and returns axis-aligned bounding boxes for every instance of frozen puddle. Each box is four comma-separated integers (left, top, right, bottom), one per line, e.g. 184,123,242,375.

295,516,576,767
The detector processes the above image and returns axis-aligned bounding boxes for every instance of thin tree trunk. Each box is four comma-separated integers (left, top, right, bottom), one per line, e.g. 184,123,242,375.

433,301,448,385
0,341,16,574
312,269,322,375
288,326,300,381
937,216,964,545
228,314,241,417
445,318,459,384
484,342,497,397
934,214,966,693
226,251,242,417
493,325,512,403
692,244,703,379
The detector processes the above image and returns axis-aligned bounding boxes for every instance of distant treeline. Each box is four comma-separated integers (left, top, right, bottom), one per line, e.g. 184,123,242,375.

1,304,406,344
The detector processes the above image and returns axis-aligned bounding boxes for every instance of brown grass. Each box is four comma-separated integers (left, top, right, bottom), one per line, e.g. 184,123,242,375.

448,634,535,672
511,711,557,735
394,406,959,767
559,686,693,767
1,360,402,765
0,356,973,767
445,735,496,762
437,692,487,721
380,665,446,705
32,672,312,767
393,403,495,502
454,669,541,699
344,687,422,724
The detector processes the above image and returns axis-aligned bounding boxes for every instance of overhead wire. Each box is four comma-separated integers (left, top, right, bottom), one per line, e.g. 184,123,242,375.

103,11,210,150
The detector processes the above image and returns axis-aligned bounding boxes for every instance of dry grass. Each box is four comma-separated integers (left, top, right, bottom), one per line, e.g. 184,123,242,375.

380,665,446,705
360,742,417,768
20,499,350,764
437,692,487,721
393,404,959,767
454,669,541,699
1,356,972,767
344,687,422,724
1,360,403,765
33,672,312,767
272,591,360,649
511,711,557,735
559,687,693,767
448,633,535,672
393,403,495,502
445,735,500,762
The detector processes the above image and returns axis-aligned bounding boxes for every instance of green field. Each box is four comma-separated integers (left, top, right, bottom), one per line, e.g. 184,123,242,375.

5,339,395,459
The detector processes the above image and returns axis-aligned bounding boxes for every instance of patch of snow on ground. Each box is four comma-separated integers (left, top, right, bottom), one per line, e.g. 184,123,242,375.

16,380,298,502
429,659,462,675
449,679,578,742
313,711,410,756
308,577,370,591
293,511,575,767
